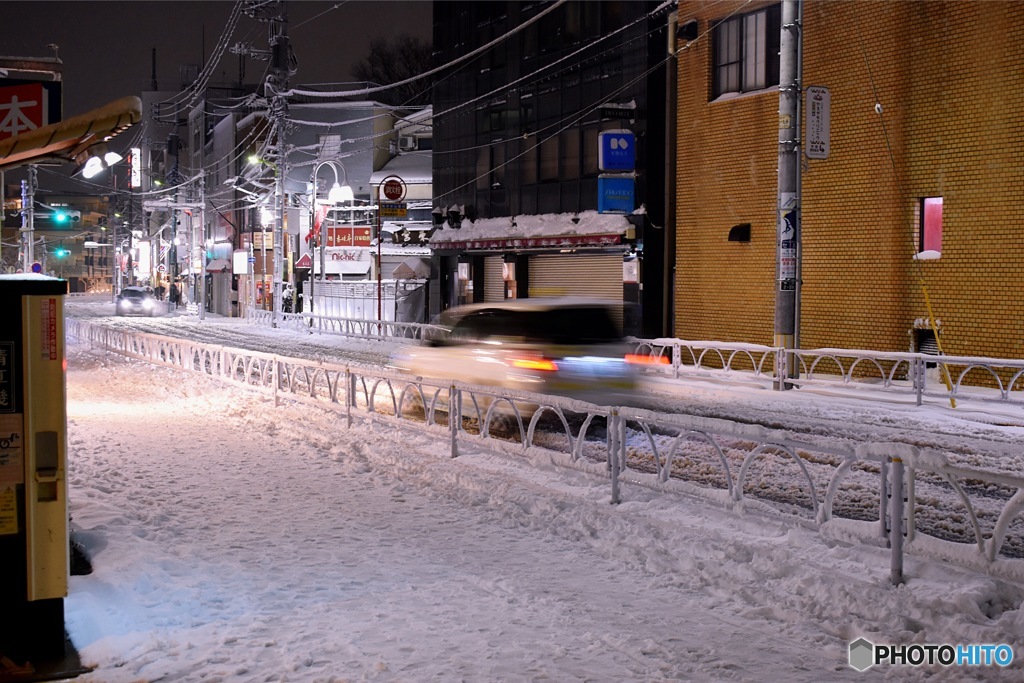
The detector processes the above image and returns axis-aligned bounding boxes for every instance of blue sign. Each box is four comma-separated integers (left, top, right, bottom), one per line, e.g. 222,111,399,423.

598,131,636,172
598,176,635,214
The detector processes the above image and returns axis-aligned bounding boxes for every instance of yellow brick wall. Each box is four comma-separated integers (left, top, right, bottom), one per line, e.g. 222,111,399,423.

675,0,1024,358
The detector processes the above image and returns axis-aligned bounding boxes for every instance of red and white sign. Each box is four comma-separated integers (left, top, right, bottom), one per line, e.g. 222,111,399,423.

0,83,48,141
380,175,407,202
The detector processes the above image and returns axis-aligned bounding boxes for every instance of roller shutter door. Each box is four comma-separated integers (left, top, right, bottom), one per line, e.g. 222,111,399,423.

483,255,505,302
528,253,623,328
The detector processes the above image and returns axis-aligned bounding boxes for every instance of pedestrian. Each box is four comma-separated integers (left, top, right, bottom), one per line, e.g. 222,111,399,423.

282,283,295,313
169,282,180,308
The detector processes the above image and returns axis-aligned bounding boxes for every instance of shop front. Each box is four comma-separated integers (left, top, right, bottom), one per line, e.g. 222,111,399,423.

429,211,635,333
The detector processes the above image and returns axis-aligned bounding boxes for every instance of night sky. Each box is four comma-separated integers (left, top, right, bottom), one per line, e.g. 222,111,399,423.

3,1,433,116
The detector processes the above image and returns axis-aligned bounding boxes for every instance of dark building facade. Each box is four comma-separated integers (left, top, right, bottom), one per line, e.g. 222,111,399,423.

431,0,672,336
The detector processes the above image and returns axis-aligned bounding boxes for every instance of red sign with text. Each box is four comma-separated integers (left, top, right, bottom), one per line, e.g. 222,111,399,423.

0,83,49,141
326,226,373,248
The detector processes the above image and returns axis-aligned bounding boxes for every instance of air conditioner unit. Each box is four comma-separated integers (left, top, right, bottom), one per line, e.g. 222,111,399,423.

398,136,417,151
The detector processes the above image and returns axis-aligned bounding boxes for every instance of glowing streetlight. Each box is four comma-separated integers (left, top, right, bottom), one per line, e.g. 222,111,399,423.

308,159,353,317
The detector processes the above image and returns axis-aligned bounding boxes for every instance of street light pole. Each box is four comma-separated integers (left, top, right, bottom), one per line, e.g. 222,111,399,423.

309,159,353,319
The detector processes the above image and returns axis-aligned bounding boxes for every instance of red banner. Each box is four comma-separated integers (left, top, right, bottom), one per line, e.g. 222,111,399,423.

326,226,373,247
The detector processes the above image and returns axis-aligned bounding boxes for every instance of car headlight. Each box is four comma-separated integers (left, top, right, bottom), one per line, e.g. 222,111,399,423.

143,299,154,309
118,300,129,309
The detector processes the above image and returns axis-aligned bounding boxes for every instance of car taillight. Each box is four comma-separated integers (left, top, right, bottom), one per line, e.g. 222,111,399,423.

625,353,670,366
510,357,559,372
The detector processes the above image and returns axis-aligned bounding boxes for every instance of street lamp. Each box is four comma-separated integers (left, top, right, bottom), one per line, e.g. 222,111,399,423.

308,159,353,317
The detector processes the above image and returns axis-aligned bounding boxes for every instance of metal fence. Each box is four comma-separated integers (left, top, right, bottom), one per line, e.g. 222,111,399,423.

611,339,1024,406
67,318,1024,585
242,308,1024,406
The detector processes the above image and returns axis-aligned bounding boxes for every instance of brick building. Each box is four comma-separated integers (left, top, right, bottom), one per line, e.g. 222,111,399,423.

674,0,1024,358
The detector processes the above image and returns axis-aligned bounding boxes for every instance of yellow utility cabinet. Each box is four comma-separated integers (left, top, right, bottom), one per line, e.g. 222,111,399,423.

0,274,69,659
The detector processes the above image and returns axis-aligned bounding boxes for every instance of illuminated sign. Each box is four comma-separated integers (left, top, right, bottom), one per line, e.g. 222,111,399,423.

130,147,142,188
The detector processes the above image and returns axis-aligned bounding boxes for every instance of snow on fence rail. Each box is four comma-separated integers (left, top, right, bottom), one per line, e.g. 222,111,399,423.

67,318,1024,585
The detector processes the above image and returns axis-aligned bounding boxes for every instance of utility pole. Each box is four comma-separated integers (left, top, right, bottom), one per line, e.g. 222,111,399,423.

19,166,37,271
269,1,291,328
774,0,803,388
198,173,207,321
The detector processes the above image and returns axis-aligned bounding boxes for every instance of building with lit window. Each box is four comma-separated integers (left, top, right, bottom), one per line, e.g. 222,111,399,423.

674,0,1024,359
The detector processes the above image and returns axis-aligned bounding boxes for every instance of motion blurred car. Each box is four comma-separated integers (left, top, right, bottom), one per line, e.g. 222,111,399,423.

391,298,643,411
116,286,158,316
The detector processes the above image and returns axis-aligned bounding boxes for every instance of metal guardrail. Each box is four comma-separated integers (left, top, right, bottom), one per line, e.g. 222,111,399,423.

245,306,447,342
66,318,1024,585
628,338,1024,406
241,308,1024,406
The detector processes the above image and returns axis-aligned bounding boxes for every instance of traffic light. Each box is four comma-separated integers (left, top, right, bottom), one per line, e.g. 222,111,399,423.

54,243,70,258
51,210,81,224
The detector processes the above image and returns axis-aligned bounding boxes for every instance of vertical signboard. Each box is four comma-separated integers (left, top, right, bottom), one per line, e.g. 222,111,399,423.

805,86,831,160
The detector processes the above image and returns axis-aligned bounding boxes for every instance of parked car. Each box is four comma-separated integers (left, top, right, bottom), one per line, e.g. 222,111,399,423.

391,298,641,413
116,286,158,317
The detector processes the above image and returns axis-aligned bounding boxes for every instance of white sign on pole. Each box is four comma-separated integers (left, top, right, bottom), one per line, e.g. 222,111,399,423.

805,86,831,160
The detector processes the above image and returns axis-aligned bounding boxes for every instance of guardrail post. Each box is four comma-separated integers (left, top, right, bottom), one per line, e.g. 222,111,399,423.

343,368,353,428
774,348,787,391
609,410,622,504
672,343,681,379
913,357,924,406
450,384,460,458
878,458,889,540
889,456,906,585
272,356,279,407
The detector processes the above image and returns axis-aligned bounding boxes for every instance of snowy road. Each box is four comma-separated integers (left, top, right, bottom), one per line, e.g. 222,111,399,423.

64,348,854,681
64,344,1024,681
66,297,1024,475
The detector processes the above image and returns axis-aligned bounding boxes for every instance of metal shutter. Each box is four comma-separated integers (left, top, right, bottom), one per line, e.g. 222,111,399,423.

484,255,505,302
528,253,623,329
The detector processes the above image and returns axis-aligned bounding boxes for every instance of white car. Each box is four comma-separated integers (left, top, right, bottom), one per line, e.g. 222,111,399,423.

391,298,641,411
116,286,158,317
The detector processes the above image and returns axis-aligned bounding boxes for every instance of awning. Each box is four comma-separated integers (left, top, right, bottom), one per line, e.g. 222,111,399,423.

392,256,432,279
0,96,142,172
205,259,231,273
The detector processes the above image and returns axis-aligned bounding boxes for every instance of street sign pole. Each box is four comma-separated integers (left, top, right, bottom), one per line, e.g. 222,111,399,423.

377,176,407,324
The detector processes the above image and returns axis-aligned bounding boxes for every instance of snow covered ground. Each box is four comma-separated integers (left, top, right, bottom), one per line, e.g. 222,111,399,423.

62,298,1024,681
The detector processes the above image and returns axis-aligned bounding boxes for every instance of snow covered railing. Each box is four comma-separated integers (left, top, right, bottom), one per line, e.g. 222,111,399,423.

244,306,446,342
66,319,1024,584
628,338,1024,406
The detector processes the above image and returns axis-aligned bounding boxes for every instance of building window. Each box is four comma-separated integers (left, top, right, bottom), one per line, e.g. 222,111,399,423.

712,4,781,98
920,197,943,255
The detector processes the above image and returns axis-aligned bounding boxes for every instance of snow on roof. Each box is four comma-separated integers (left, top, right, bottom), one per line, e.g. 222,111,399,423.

430,210,631,244
369,151,433,185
